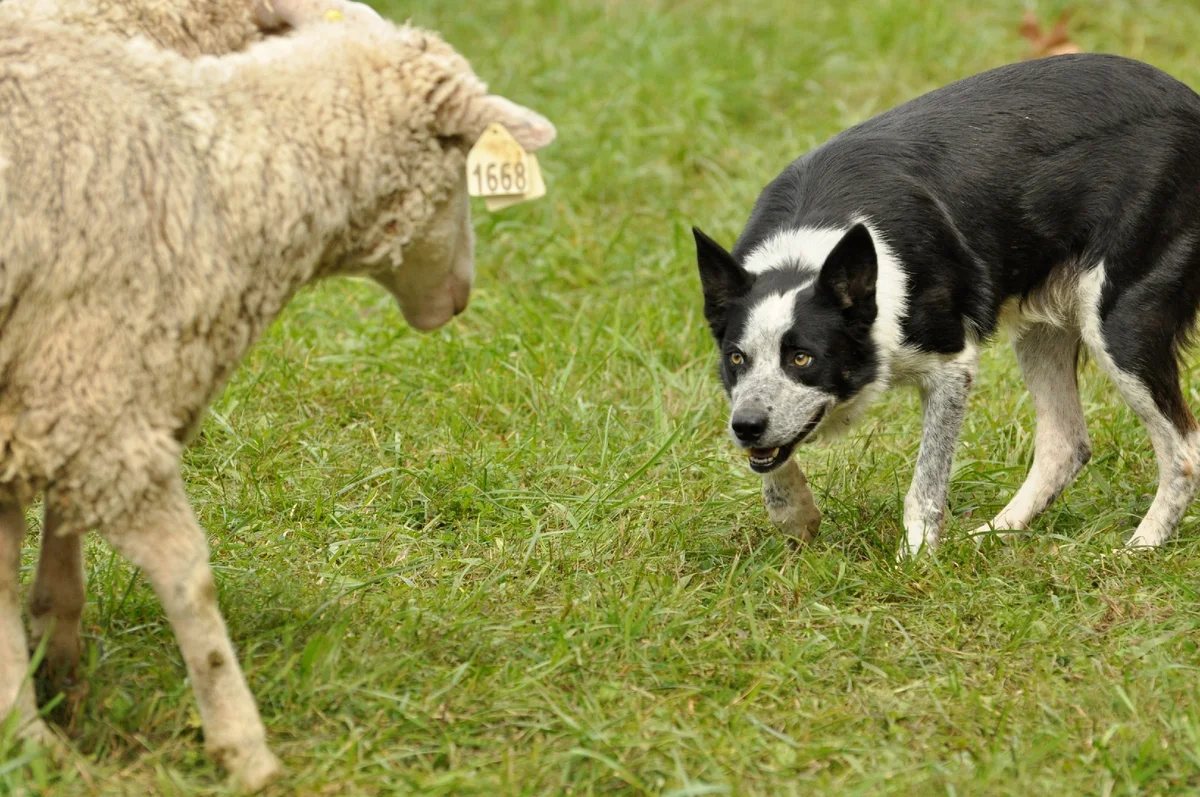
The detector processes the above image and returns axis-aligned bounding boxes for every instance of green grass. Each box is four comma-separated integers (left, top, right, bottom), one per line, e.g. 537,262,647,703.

9,0,1200,793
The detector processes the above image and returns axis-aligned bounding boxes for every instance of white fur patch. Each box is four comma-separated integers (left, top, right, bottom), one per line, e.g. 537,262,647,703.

997,266,1083,333
742,227,846,275
867,226,911,373
739,287,801,363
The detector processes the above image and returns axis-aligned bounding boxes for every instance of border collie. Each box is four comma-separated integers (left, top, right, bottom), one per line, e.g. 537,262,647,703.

693,53,1200,557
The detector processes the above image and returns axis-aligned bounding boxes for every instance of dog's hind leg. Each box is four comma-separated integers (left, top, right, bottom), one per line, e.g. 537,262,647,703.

1080,267,1200,548
977,324,1091,537
762,458,822,543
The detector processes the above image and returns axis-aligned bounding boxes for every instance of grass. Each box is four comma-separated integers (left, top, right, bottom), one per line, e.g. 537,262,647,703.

8,0,1200,793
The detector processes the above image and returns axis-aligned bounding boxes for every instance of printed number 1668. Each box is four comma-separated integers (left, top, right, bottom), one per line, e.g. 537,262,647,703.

473,161,527,194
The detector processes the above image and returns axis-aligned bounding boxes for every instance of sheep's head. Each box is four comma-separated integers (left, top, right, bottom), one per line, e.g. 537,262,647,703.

361,80,555,331
259,0,556,332
364,171,475,332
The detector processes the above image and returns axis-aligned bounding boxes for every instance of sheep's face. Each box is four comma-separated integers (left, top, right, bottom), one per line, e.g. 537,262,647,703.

369,173,474,331
361,90,554,333
362,30,554,332
274,3,555,331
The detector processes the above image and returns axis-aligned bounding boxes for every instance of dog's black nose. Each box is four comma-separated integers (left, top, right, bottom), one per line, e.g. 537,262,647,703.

731,409,768,443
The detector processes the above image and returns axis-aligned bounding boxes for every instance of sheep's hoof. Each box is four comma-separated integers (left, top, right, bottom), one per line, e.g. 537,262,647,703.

218,744,283,793
32,652,86,714
34,653,80,687
29,623,84,690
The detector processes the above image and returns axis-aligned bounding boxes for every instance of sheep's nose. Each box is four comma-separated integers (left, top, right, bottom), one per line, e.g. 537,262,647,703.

731,409,768,443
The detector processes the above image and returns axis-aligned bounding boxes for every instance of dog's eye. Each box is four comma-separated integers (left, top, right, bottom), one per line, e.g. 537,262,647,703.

793,353,812,368
729,351,744,366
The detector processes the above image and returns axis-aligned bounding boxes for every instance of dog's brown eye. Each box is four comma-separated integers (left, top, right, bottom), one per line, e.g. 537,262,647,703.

793,353,812,368
729,351,744,366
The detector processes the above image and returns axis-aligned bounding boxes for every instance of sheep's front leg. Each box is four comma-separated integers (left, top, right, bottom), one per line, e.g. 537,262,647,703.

101,479,280,791
901,354,977,558
762,458,822,543
29,505,86,686
0,501,58,748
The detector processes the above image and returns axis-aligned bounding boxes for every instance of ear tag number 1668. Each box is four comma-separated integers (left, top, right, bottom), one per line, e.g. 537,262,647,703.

466,122,549,210
472,161,527,195
467,123,529,198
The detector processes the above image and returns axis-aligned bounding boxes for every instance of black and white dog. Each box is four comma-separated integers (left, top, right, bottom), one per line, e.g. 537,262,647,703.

694,53,1200,557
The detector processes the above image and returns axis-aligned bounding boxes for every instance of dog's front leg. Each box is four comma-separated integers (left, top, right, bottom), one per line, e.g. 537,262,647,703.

762,457,822,543
901,354,976,558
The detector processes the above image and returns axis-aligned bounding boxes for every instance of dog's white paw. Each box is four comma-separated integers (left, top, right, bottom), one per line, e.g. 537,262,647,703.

899,516,941,561
1125,532,1168,550
1116,542,1159,556
895,538,931,562
1091,540,1159,564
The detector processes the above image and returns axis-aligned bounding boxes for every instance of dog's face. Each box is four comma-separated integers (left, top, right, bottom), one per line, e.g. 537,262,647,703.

694,224,880,472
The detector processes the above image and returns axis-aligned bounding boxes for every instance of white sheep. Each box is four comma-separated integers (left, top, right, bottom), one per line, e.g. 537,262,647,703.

0,0,555,789
1,0,269,55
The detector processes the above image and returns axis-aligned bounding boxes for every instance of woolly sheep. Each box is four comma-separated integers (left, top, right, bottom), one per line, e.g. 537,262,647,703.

1,0,267,55
0,0,555,789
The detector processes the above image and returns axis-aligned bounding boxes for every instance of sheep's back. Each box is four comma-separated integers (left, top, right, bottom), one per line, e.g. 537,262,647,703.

0,0,265,57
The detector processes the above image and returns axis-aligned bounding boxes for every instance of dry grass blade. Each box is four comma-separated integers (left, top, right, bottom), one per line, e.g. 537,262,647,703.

1019,7,1082,59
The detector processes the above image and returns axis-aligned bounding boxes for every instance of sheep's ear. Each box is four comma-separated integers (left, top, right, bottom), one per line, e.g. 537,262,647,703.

434,82,557,152
472,95,556,152
253,0,381,30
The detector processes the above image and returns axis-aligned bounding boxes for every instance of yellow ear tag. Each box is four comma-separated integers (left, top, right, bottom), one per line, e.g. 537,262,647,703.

466,123,549,212
324,8,344,22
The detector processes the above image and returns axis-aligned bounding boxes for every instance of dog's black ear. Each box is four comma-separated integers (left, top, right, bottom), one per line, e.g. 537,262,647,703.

817,224,877,326
694,227,752,340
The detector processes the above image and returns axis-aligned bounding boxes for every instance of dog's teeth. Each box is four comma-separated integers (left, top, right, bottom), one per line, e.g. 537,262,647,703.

748,447,781,467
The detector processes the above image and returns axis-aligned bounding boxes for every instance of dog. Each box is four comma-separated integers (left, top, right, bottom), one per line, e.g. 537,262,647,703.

694,53,1200,557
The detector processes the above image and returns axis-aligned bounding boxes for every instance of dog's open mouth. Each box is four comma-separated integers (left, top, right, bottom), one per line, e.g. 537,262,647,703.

747,407,827,474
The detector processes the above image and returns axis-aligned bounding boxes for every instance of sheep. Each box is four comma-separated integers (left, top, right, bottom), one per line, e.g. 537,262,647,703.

0,0,269,56
0,0,274,722
0,0,556,789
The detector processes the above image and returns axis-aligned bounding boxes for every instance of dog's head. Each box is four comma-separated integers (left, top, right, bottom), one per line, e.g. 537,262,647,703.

694,224,881,472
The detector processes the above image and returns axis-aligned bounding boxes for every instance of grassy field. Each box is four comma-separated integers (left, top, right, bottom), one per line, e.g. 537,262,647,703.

8,0,1200,793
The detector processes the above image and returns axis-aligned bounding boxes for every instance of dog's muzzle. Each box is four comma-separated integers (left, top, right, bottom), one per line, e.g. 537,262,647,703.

741,407,827,473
